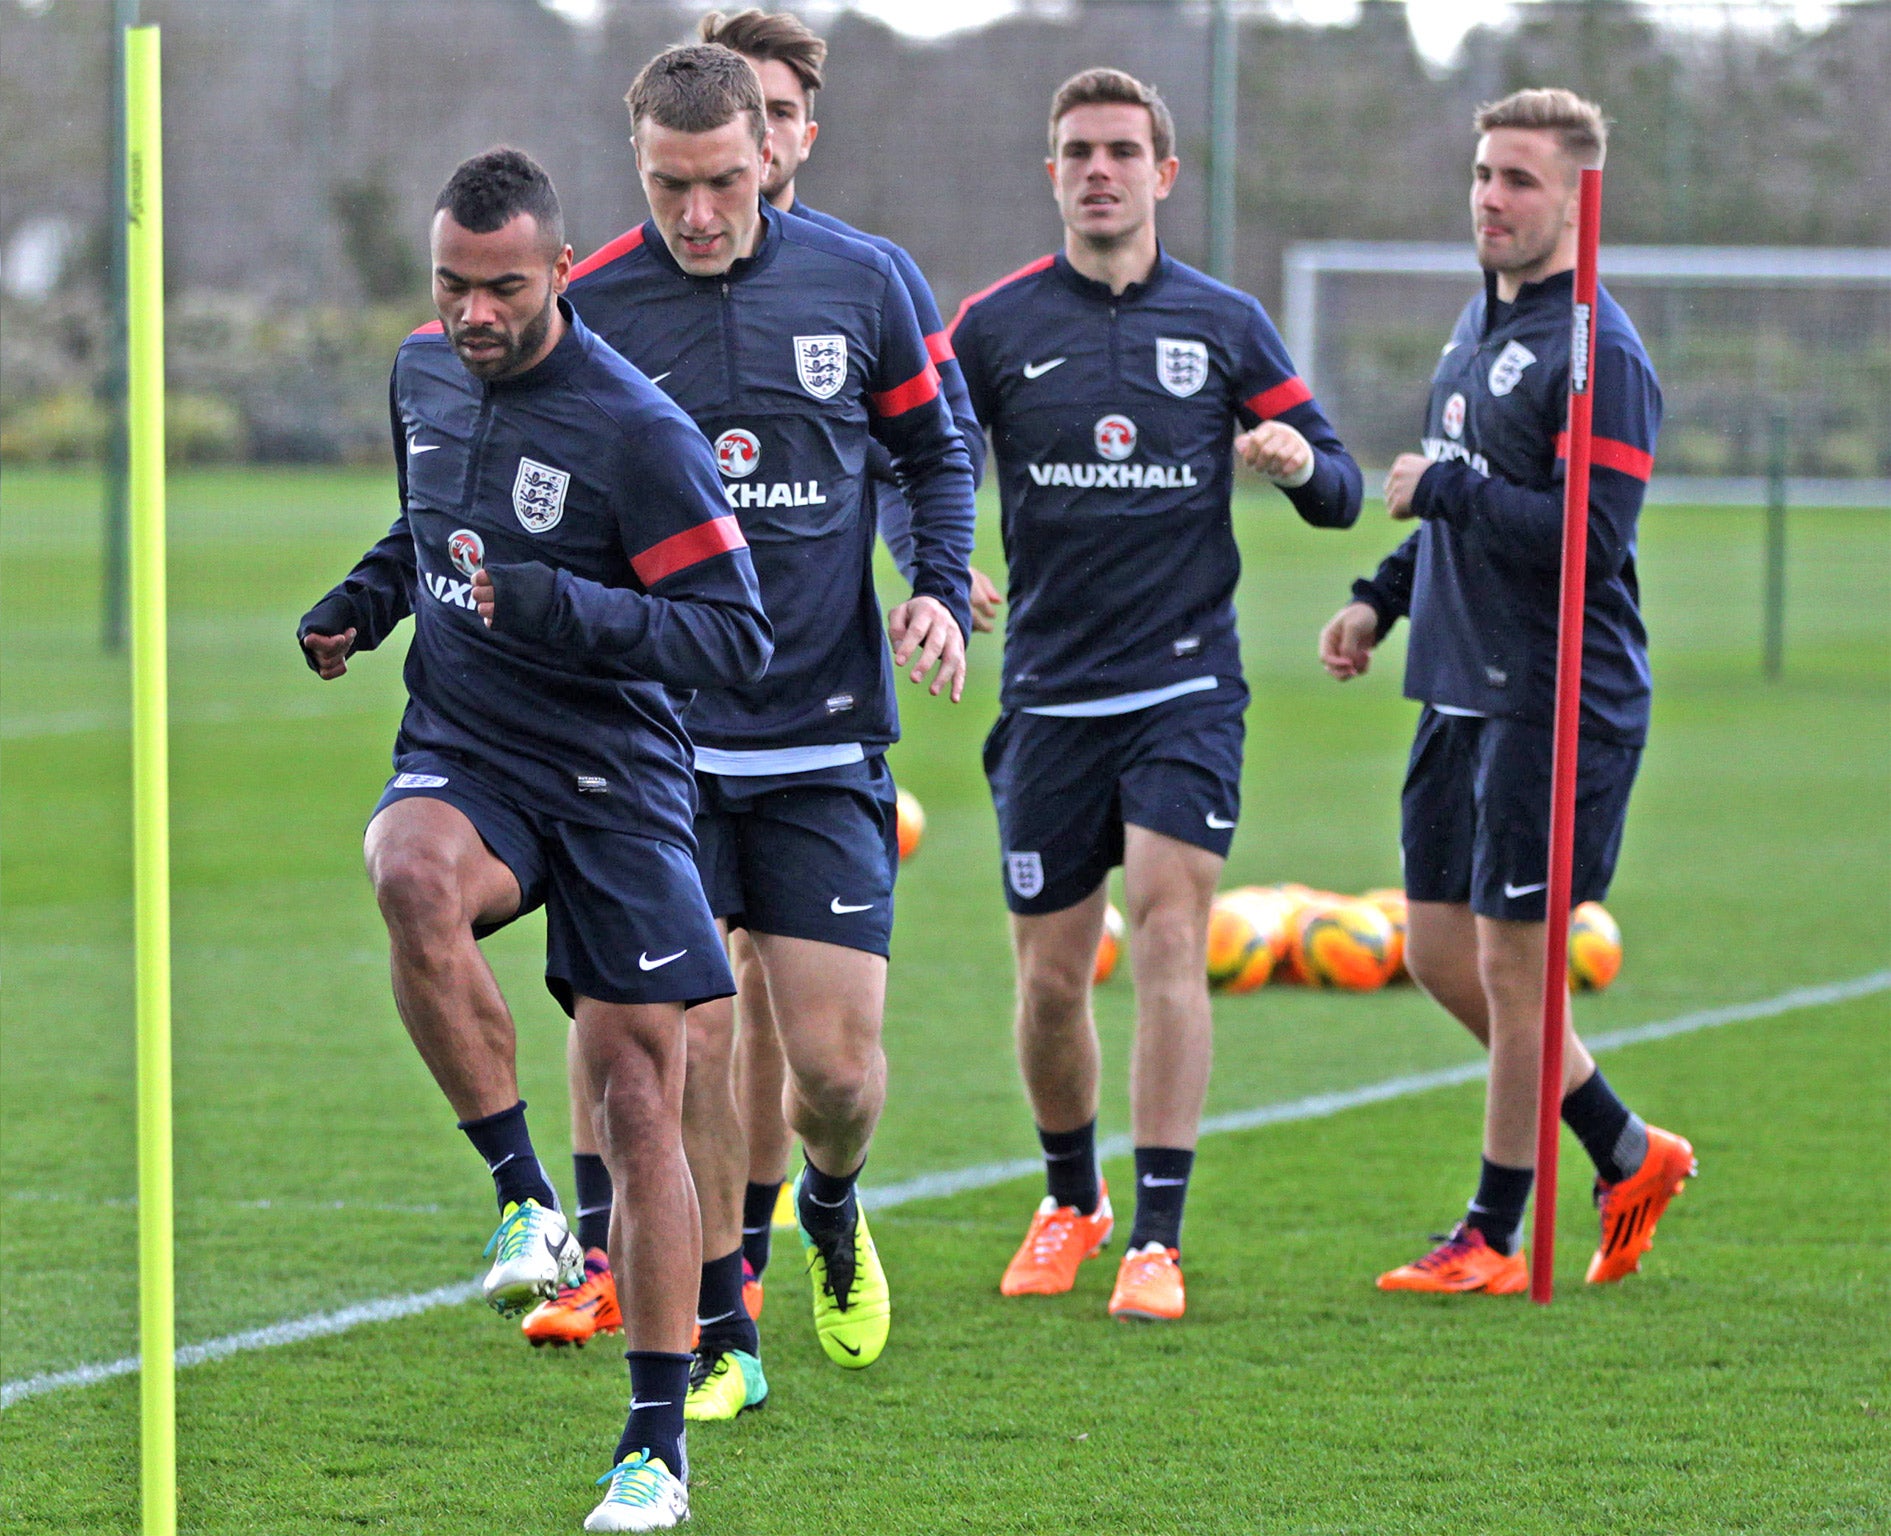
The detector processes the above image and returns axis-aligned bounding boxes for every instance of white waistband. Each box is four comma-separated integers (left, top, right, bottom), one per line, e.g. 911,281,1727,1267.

1428,703,1490,718
1022,675,1218,719
693,741,867,776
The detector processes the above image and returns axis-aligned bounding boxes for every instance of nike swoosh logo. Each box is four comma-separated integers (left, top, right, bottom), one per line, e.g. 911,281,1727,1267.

629,1399,672,1412
639,949,687,971
696,1308,739,1326
830,898,874,914
1205,813,1236,829
407,438,440,454
1022,357,1067,380
834,1340,863,1357
648,371,671,386
1503,881,1548,898
1140,1175,1188,1188
544,1233,568,1262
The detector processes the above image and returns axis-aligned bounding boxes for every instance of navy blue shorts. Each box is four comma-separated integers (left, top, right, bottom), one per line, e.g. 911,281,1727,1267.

983,683,1247,915
693,754,898,957
1400,708,1641,923
372,751,733,1018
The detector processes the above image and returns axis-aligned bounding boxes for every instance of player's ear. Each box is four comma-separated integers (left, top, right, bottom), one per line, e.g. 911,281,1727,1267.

1153,155,1180,201
550,244,573,293
1044,156,1058,196
802,118,818,157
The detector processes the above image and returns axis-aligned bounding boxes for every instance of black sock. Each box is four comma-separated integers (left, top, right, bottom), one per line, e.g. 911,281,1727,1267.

1038,1120,1100,1215
457,1101,557,1213
742,1180,782,1278
696,1246,760,1357
572,1152,614,1255
1127,1146,1194,1253
1465,1158,1534,1255
796,1157,861,1247
617,1351,690,1481
1562,1069,1649,1184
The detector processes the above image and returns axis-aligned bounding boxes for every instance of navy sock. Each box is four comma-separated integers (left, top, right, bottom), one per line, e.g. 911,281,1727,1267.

742,1180,781,1278
456,1101,557,1213
1465,1158,1534,1255
1127,1147,1194,1253
696,1246,760,1357
572,1152,613,1255
796,1157,861,1247
1038,1120,1100,1215
617,1351,691,1481
1562,1069,1649,1184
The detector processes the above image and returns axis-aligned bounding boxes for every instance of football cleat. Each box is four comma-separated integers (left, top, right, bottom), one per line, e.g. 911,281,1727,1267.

584,1451,689,1533
683,1346,768,1422
1000,1182,1115,1296
797,1178,891,1369
1108,1242,1186,1321
481,1199,582,1317
741,1256,764,1322
1587,1124,1697,1284
1376,1223,1528,1295
522,1248,621,1347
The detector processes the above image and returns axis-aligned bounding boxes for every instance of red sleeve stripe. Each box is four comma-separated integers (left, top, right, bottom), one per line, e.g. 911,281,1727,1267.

1556,432,1655,482
870,360,942,418
568,225,647,282
924,330,955,365
409,320,444,336
1244,376,1313,420
631,515,747,587
946,254,1057,339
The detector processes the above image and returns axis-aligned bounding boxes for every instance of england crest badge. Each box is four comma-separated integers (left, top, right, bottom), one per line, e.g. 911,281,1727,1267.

793,334,848,400
511,457,570,533
1006,851,1045,899
1156,336,1209,398
1487,340,1537,398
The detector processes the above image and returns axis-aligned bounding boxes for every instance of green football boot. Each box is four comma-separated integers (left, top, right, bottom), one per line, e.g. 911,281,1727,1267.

683,1345,768,1421
796,1174,890,1369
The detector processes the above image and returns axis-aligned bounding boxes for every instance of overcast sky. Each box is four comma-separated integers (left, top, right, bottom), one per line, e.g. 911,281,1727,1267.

546,0,1853,69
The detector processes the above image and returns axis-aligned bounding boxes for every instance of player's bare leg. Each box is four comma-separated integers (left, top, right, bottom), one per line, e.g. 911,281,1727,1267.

1120,826,1219,1149
1403,900,1491,1046
1009,882,1110,1135
365,795,577,1314
365,797,523,1119
751,933,892,1367
734,930,790,1307
1474,915,1595,1166
576,996,698,1489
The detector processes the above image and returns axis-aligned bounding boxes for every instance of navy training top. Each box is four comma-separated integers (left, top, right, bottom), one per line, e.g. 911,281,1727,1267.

297,301,771,844
1350,270,1662,745
567,203,976,760
950,248,1362,710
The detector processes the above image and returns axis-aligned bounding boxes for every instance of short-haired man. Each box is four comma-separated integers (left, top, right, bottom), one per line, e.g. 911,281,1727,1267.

1318,89,1693,1295
694,1,1002,1318
557,44,976,1425
951,69,1363,1321
299,147,769,1531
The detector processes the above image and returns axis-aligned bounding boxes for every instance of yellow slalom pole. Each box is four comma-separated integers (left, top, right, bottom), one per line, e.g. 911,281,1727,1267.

126,25,176,1536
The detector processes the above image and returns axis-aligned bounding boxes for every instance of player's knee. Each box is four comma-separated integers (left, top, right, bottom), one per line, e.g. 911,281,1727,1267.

1126,899,1203,978
791,1038,880,1122
368,843,464,936
684,1005,737,1075
1016,946,1091,1028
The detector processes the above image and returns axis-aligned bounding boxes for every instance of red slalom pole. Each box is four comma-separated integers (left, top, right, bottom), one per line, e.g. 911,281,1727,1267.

1529,167,1604,1305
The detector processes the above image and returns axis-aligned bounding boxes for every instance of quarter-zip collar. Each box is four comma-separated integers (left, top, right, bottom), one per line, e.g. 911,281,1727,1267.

1481,266,1574,337
1053,243,1172,305
639,200,784,286
479,297,586,395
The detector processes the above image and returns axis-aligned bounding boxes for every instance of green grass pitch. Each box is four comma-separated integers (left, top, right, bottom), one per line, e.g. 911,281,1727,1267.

2,467,1886,1532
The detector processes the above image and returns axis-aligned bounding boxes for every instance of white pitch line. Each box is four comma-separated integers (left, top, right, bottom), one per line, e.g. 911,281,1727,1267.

6,968,1886,1411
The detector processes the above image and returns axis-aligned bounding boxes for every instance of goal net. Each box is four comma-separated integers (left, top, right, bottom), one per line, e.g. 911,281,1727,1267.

1281,241,1891,503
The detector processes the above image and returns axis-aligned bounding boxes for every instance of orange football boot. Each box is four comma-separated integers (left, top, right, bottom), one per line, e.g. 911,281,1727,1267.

1108,1242,1186,1321
1377,1223,1528,1294
999,1182,1115,1296
521,1248,621,1346
1587,1125,1697,1284
742,1256,765,1321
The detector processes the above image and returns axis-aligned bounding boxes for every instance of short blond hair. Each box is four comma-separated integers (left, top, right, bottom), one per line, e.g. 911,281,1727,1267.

1475,88,1608,169
1049,68,1175,164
